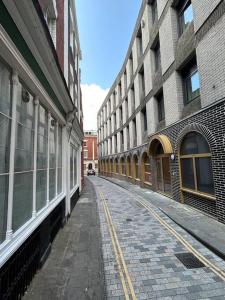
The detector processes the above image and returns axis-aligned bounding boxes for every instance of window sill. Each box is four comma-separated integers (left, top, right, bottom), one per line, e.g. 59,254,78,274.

181,188,216,201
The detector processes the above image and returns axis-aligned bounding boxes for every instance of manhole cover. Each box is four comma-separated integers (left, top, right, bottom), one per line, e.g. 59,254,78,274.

126,218,133,222
175,253,205,269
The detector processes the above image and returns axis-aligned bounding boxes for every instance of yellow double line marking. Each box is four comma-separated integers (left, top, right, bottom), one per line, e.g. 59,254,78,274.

97,188,137,300
130,192,225,282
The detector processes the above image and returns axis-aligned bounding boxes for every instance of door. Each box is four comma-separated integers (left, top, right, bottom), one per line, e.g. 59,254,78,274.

156,156,171,195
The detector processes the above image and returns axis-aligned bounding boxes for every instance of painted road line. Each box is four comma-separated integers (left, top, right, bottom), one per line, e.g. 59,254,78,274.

127,190,225,282
97,188,137,300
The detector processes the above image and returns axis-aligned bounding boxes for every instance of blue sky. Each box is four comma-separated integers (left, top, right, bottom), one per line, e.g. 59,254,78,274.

76,0,142,89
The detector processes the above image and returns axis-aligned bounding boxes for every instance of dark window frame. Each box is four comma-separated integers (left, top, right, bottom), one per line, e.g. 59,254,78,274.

178,0,193,35
183,63,200,105
156,93,165,122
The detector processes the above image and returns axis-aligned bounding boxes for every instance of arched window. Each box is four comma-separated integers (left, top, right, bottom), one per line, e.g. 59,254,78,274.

180,132,214,196
126,156,131,177
115,158,119,174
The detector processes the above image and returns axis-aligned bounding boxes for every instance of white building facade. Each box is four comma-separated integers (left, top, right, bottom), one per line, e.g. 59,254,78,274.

0,0,83,297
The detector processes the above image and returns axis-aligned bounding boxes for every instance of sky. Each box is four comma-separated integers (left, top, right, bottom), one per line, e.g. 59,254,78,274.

76,0,141,130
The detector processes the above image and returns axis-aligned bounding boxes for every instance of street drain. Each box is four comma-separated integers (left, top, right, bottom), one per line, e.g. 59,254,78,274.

126,218,133,222
175,252,205,269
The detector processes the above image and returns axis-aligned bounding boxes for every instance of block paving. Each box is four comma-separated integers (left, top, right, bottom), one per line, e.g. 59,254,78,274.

90,176,225,300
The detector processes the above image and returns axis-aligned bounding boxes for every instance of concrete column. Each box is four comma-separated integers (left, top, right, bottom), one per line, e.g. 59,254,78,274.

32,96,39,218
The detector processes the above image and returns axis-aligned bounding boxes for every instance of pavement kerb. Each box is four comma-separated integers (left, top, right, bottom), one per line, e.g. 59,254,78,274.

99,175,225,262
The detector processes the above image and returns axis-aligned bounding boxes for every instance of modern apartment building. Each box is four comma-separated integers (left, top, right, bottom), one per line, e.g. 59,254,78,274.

98,0,225,224
83,130,98,175
0,0,83,297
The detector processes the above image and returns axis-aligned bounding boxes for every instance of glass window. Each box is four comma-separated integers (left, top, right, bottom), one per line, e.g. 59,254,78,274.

154,41,161,72
13,81,34,231
70,145,74,189
180,158,195,189
152,0,158,24
57,126,62,194
36,105,48,211
143,154,151,183
179,1,193,34
157,93,165,122
74,150,77,186
180,132,210,155
49,118,56,201
184,67,200,104
180,132,214,196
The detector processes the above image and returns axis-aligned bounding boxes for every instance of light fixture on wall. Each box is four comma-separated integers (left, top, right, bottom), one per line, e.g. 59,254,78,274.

170,154,175,161
22,88,30,103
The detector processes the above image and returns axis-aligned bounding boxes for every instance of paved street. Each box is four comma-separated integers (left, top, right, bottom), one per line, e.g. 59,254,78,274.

25,176,225,300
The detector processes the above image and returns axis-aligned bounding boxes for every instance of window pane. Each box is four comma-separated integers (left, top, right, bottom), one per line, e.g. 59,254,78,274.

181,132,210,155
0,60,11,116
196,157,214,194
57,168,62,194
57,126,62,194
13,172,33,231
0,175,8,243
37,105,48,169
70,146,73,189
0,114,10,173
74,152,77,186
49,168,56,201
184,3,193,25
181,158,195,189
36,170,47,211
49,121,56,169
191,72,200,92
15,124,34,172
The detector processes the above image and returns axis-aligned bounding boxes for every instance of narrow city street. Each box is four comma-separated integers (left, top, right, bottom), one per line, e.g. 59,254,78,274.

25,176,225,300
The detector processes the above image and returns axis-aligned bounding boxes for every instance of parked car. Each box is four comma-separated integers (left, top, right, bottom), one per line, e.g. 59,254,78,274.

87,169,95,176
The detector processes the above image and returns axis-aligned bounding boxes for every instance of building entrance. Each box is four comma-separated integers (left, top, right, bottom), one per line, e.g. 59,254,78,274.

149,135,173,196
88,163,93,170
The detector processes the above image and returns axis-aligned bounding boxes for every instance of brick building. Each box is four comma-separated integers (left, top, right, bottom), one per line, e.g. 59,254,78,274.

98,0,225,224
0,0,83,297
83,131,98,175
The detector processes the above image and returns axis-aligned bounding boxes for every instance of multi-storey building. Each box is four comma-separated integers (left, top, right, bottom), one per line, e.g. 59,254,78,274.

0,0,83,297
83,130,98,175
98,0,225,224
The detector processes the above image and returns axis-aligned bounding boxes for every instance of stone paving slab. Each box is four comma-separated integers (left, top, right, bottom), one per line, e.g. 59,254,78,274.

23,178,106,300
90,176,225,300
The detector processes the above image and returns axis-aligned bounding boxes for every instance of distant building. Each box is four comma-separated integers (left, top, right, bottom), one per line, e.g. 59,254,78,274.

98,0,225,224
0,0,83,297
83,131,98,175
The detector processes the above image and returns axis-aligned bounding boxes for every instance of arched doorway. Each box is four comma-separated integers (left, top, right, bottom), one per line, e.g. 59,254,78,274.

149,135,173,195
126,156,131,177
132,154,139,180
88,163,93,170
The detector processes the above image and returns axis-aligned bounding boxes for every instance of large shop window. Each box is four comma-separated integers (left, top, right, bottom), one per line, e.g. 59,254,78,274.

180,132,215,196
58,126,63,194
49,117,56,201
36,105,48,211
0,60,11,243
13,82,34,231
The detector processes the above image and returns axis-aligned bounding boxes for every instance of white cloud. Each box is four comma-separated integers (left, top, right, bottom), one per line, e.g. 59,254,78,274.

81,84,109,131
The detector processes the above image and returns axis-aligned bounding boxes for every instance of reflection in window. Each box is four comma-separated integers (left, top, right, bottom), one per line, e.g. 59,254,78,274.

179,1,193,34
49,118,56,201
180,132,214,196
13,81,34,231
0,60,11,243
36,105,48,211
156,92,165,122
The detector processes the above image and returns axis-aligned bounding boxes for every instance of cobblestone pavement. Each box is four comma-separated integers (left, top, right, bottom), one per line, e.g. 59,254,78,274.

90,176,225,300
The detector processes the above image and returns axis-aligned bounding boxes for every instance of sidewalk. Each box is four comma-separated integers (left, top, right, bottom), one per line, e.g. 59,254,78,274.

100,176,225,260
24,178,106,300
